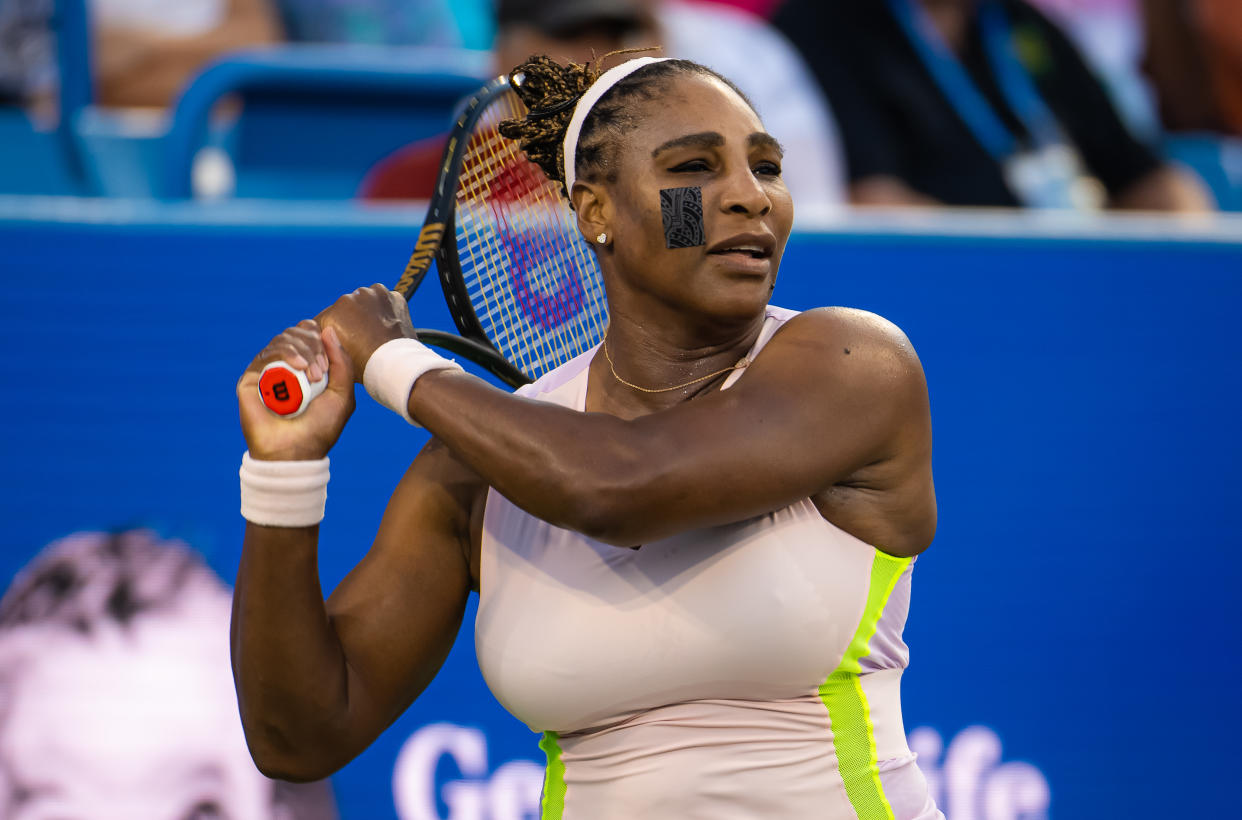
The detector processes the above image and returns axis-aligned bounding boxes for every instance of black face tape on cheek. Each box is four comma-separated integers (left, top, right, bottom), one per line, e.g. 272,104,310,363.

660,186,705,249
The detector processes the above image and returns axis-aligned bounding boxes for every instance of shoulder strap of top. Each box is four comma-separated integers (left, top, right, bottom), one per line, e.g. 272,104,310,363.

721,305,800,390
516,344,598,410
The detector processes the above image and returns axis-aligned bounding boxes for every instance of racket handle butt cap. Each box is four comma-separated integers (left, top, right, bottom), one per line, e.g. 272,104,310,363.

258,361,329,418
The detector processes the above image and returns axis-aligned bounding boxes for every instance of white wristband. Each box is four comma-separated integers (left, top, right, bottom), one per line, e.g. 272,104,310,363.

239,451,330,527
363,338,463,426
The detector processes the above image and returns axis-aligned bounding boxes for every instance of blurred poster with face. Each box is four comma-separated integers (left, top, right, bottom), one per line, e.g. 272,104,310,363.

0,530,337,820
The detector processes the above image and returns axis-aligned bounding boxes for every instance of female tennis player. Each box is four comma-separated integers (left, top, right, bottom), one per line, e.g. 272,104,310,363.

233,55,940,820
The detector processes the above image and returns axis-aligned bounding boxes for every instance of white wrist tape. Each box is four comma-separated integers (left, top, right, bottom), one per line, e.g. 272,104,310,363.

239,451,330,527
363,338,462,426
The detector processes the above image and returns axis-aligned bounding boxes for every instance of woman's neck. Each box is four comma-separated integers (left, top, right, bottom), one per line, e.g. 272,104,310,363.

589,307,766,416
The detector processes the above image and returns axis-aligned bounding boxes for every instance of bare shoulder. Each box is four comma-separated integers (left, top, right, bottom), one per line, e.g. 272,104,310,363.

775,309,934,556
764,306,927,394
788,306,918,352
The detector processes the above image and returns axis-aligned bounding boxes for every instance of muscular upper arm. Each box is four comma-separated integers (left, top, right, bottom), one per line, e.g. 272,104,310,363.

585,308,930,544
320,438,482,757
408,309,931,553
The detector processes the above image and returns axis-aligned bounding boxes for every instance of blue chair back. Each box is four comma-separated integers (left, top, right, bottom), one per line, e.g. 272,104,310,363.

161,46,489,199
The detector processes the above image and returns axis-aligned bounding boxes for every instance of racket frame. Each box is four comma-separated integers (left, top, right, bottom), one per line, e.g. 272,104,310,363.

422,78,608,389
395,76,534,388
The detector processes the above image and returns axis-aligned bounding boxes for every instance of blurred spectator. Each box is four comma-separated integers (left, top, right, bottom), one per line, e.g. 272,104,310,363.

362,0,847,217
773,0,1211,211
1143,0,1242,137
0,530,336,817
0,0,55,107
0,0,281,111
92,0,282,108
1025,0,1158,138
274,0,493,50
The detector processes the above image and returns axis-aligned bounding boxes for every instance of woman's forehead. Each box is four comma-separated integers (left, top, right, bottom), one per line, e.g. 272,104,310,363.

624,73,764,150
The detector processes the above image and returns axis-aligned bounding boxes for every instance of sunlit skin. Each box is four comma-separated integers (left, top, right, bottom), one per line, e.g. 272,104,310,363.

231,71,935,783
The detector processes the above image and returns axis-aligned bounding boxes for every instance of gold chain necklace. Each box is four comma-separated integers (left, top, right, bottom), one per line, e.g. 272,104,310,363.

602,338,750,394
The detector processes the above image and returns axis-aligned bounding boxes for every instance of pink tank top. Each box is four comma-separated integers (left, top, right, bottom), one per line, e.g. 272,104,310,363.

476,306,942,819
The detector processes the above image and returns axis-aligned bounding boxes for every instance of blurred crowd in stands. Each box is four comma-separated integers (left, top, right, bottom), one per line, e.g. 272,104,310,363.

1,0,1239,212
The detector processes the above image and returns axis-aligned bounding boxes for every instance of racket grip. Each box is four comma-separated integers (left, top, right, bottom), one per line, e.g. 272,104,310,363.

258,361,329,418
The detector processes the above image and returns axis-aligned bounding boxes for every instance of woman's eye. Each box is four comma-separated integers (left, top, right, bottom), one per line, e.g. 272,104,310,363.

670,159,710,173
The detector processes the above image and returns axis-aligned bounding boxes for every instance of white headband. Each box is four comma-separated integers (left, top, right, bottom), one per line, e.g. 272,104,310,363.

562,56,671,196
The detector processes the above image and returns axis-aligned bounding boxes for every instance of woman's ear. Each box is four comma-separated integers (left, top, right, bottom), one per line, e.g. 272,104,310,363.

571,181,610,248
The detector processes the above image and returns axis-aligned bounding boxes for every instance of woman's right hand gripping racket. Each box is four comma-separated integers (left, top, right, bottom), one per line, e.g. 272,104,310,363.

259,75,609,417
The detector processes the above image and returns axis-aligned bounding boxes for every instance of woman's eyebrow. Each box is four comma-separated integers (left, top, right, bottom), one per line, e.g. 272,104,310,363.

652,132,725,157
748,132,785,159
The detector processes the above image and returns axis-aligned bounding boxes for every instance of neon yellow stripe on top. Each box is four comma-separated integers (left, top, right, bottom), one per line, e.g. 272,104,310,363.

539,730,566,820
818,551,912,820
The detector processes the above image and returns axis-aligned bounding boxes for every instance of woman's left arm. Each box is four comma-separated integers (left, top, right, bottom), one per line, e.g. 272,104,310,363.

404,307,930,547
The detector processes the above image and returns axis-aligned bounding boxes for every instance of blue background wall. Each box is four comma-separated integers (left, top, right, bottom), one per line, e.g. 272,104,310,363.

1,200,1239,819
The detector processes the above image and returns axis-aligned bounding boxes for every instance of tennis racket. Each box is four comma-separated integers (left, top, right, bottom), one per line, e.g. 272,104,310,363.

258,75,609,417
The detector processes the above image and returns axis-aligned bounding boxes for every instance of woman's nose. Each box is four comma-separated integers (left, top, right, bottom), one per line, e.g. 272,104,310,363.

719,165,772,217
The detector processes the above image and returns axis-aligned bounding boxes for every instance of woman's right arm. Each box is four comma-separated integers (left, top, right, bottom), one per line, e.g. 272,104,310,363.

231,323,479,781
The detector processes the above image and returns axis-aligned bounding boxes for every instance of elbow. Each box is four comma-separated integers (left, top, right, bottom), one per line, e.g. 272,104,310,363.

574,501,646,547
539,422,676,546
249,749,305,783
562,454,665,547
560,483,636,546
240,715,347,783
252,757,333,784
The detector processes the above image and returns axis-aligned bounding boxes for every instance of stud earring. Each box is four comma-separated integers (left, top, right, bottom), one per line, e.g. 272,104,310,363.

596,232,608,244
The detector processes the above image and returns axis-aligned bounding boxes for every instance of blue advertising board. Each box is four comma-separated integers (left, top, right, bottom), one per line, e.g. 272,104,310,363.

1,200,1239,819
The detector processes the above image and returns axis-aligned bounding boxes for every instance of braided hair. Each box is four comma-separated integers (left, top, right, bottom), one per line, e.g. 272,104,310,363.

500,54,756,200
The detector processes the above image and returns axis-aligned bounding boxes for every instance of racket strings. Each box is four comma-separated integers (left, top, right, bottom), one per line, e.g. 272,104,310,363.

459,126,530,367
475,125,559,371
468,119,572,371
457,124,534,369
453,89,608,380
489,147,587,365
